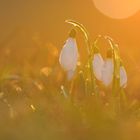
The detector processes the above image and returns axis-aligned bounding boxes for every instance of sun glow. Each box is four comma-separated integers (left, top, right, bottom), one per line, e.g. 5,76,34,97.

93,0,140,19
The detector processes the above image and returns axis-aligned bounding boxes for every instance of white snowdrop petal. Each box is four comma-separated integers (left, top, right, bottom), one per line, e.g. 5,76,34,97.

102,59,114,86
93,53,104,81
59,37,78,71
120,66,127,88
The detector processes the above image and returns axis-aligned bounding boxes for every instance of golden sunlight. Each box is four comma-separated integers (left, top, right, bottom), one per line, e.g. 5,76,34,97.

93,0,140,19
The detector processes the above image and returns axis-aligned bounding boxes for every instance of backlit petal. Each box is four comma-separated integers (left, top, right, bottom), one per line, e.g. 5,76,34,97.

102,59,114,86
93,53,104,81
120,66,127,88
59,37,79,71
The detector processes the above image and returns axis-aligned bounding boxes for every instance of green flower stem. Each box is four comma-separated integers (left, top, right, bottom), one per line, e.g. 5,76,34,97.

61,85,68,99
65,19,97,94
105,36,121,96
65,19,91,53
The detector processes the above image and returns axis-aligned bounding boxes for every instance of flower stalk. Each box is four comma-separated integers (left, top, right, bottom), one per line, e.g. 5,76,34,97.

65,19,98,94
105,36,124,96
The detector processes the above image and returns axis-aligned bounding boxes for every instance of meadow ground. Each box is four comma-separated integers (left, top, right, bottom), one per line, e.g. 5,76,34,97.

0,27,140,140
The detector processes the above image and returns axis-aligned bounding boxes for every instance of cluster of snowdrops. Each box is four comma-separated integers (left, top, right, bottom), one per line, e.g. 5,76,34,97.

59,20,127,95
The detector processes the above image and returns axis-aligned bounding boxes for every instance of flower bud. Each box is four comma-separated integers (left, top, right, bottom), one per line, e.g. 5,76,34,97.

102,58,114,86
120,66,127,88
93,53,104,81
59,30,79,71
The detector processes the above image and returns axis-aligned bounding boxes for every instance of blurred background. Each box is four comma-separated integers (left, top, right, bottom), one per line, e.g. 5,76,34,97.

0,0,140,140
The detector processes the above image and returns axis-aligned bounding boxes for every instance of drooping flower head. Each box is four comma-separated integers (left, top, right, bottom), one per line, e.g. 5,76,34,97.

101,48,114,86
59,29,79,79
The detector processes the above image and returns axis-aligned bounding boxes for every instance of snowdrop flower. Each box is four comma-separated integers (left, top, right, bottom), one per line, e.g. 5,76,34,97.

120,65,127,88
101,49,114,86
59,29,79,79
93,53,104,81
102,58,114,86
